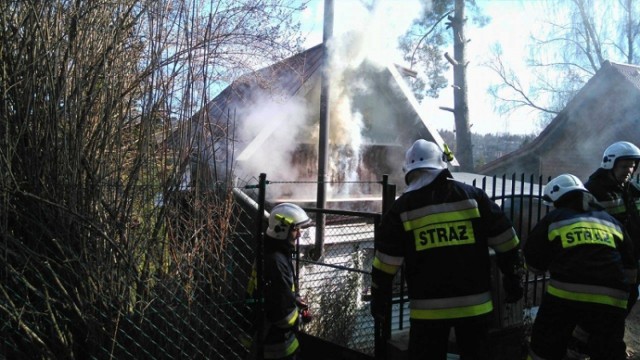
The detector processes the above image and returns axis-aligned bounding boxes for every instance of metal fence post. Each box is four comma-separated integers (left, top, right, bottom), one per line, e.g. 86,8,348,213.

255,173,267,360
374,175,396,360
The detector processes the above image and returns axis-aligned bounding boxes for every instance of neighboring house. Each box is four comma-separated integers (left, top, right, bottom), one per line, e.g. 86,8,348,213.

477,61,640,182
168,43,455,196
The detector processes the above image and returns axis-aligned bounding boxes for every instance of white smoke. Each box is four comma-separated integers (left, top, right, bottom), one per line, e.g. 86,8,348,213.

235,92,311,198
236,0,427,200
327,0,427,67
317,0,425,196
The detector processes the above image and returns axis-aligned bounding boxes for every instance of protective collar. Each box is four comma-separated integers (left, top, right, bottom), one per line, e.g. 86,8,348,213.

404,168,445,193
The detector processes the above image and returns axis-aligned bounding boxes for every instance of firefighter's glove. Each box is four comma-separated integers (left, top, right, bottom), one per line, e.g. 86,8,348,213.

295,296,309,310
370,288,391,322
296,296,313,324
300,308,313,324
370,297,386,321
370,270,393,322
502,274,523,303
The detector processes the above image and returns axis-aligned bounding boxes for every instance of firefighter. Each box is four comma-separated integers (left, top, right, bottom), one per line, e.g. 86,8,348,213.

566,141,640,359
524,174,637,360
370,139,523,360
247,203,313,360
585,141,640,310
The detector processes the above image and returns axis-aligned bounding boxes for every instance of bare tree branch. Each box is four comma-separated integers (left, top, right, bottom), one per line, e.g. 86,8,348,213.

487,0,640,125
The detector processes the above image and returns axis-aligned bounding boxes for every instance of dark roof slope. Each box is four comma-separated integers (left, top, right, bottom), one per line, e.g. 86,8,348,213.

205,43,324,119
166,44,324,147
610,61,640,89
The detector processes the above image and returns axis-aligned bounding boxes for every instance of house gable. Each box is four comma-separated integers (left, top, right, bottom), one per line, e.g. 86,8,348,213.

172,43,454,193
477,61,640,181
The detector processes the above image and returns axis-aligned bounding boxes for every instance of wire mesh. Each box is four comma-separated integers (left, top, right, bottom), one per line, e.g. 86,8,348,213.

1,173,552,359
1,186,257,360
296,209,379,356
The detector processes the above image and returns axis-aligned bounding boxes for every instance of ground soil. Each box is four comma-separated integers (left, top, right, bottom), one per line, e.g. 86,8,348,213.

626,303,640,359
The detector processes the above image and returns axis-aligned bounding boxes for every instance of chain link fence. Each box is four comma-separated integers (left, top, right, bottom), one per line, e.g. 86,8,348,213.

2,172,560,359
2,184,258,359
0,168,384,359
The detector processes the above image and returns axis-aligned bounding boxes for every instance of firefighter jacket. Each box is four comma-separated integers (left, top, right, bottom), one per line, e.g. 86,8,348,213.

372,170,521,321
253,236,300,359
523,194,637,310
585,168,640,260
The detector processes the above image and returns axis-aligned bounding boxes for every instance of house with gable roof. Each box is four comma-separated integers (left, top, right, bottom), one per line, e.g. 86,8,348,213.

476,61,640,182
168,43,455,199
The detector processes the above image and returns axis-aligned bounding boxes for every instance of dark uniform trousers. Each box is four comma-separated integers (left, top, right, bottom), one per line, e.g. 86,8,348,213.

530,293,627,360
409,314,491,360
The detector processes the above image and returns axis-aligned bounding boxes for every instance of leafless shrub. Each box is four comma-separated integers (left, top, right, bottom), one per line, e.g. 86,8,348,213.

0,0,306,358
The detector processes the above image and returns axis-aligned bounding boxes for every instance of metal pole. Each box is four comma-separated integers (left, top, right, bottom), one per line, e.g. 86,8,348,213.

313,0,333,261
381,174,396,214
255,173,267,360
375,175,396,359
382,175,395,339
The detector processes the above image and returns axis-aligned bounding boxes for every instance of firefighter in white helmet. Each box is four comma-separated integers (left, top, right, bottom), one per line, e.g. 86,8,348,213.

371,139,523,359
524,174,637,360
247,203,312,359
565,141,640,359
586,141,640,302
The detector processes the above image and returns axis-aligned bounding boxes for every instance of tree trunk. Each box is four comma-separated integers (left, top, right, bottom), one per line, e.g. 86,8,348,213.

452,0,474,171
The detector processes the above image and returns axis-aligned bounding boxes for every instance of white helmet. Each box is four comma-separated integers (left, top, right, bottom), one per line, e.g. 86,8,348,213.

402,140,448,177
266,203,311,240
543,174,588,204
600,141,640,170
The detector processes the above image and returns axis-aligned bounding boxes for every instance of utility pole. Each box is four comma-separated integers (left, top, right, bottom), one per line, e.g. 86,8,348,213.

313,0,333,260
447,0,474,171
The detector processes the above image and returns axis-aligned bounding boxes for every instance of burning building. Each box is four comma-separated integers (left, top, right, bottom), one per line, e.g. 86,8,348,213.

170,41,455,209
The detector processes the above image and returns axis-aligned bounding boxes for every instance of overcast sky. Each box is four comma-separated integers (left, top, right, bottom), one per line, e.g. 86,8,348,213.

300,0,550,135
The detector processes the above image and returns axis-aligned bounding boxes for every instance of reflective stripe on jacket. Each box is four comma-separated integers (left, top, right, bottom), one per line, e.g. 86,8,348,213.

547,279,628,309
264,334,299,359
410,291,493,319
